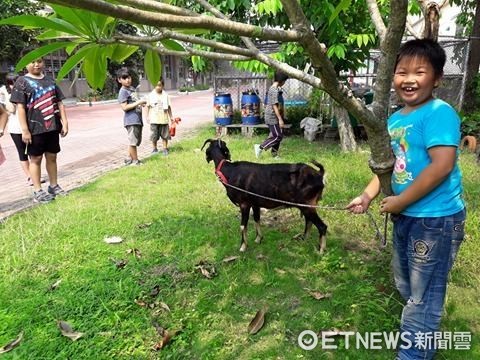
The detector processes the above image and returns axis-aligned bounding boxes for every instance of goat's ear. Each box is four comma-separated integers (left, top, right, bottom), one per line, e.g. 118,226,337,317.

201,139,213,151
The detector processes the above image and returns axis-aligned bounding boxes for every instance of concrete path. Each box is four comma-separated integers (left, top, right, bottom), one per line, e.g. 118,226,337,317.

0,90,214,220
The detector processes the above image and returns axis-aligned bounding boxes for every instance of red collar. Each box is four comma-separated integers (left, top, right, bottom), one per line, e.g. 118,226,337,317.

215,159,228,184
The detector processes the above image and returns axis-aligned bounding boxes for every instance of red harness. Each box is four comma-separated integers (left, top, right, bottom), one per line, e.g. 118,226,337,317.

215,159,229,184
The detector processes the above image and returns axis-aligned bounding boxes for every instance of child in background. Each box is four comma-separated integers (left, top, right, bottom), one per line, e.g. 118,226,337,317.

117,68,146,166
146,79,173,156
0,76,44,185
254,71,288,159
347,39,466,360
10,58,69,203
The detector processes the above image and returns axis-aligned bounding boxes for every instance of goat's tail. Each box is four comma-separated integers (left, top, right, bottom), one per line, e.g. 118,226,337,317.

311,160,325,176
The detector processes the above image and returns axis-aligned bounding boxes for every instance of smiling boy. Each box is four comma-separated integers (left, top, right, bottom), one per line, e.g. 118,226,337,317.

347,39,465,359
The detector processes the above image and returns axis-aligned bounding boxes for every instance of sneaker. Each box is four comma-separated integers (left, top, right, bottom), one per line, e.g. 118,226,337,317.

130,160,143,166
254,144,262,158
151,149,159,154
48,184,68,196
33,189,55,203
162,149,169,156
124,158,133,165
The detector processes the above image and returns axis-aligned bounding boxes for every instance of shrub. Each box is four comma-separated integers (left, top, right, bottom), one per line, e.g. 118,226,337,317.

461,111,480,137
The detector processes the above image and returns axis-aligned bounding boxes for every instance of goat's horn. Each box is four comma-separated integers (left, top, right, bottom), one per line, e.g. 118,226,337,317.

201,139,213,150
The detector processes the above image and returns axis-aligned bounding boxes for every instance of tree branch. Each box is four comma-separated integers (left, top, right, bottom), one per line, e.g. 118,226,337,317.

406,20,421,39
100,38,250,60
114,31,256,57
366,0,387,41
47,0,305,42
119,0,198,17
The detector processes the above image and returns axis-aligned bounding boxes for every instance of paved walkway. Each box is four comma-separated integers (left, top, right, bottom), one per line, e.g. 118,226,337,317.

0,90,214,220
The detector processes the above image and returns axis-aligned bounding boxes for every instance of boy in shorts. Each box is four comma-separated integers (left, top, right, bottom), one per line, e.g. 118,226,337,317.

10,58,69,203
146,79,173,156
117,68,146,166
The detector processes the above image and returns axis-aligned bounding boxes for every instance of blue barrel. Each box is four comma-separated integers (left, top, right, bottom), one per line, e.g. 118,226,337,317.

213,93,233,125
241,92,261,125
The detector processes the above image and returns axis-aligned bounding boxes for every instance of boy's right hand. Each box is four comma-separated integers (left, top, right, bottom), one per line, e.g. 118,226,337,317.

138,100,147,106
346,193,371,214
22,130,32,144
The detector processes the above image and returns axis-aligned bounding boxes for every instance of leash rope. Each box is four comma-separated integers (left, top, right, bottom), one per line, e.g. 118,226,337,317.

217,177,387,246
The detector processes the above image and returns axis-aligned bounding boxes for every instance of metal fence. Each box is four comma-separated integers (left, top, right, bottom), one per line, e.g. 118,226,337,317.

214,37,470,121
213,76,312,111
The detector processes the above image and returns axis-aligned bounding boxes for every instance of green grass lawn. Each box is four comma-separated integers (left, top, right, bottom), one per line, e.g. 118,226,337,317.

1,128,478,359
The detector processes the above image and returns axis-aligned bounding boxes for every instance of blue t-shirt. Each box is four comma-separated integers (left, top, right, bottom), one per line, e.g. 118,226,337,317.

118,86,143,127
388,99,464,217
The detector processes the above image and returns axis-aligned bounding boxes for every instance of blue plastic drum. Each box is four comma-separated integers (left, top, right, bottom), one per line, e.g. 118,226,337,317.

213,93,233,125
241,92,261,125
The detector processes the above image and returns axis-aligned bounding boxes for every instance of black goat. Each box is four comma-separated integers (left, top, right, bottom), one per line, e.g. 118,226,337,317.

201,139,328,253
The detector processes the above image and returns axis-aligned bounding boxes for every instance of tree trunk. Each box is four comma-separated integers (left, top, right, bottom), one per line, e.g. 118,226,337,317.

333,104,357,152
461,2,480,114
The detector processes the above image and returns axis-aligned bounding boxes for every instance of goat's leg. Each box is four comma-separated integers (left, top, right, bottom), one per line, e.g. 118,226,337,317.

302,209,328,254
294,218,313,241
252,206,263,244
239,204,251,252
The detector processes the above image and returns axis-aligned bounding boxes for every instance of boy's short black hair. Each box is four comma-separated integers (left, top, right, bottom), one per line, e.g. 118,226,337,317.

116,68,130,79
274,71,289,83
395,39,446,78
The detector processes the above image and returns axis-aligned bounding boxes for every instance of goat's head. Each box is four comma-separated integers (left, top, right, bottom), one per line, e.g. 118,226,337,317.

201,139,231,163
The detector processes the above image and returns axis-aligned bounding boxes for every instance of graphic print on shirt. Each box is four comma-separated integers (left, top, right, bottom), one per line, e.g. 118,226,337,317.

25,77,59,130
390,125,413,185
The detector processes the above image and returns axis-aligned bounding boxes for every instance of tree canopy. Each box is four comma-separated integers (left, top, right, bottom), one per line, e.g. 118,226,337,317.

1,0,412,194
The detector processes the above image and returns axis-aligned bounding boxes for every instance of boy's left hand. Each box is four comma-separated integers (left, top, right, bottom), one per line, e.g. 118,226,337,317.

61,124,69,137
380,196,404,214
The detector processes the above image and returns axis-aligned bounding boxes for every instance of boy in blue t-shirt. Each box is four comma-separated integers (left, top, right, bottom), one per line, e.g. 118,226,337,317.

347,39,465,359
117,68,146,166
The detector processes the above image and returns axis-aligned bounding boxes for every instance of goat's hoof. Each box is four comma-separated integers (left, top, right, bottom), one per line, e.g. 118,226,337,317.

254,236,263,244
239,244,247,252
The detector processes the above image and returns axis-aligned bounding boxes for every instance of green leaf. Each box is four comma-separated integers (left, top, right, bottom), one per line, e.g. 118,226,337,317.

356,35,362,48
15,42,72,73
83,47,107,89
37,29,73,40
362,34,369,46
160,39,185,52
109,44,139,64
0,14,82,36
328,0,351,25
56,44,95,82
144,49,162,86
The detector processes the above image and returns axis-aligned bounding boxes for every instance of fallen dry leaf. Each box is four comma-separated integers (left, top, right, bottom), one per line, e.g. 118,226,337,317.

248,308,266,335
126,248,142,258
256,254,267,261
110,258,128,269
159,302,171,312
48,279,62,291
57,321,84,341
304,288,332,301
150,285,161,297
274,268,286,275
134,298,147,307
0,332,23,354
152,326,179,351
195,262,217,279
103,236,123,244
137,222,153,229
222,255,240,263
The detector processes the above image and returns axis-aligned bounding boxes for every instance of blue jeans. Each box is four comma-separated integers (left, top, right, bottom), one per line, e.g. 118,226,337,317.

392,209,466,360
